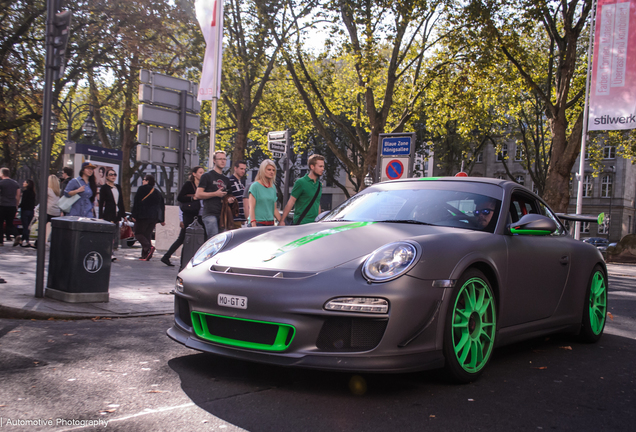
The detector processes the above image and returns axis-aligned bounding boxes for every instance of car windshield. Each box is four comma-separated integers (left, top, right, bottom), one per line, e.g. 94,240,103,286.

322,187,502,233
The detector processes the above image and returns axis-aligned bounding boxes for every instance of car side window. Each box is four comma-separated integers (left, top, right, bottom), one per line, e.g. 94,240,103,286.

509,193,540,223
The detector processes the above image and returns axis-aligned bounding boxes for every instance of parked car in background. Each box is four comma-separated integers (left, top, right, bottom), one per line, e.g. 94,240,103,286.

583,237,610,251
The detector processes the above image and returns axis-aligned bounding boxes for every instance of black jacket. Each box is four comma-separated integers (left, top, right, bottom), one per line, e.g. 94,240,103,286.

131,184,165,222
99,183,126,223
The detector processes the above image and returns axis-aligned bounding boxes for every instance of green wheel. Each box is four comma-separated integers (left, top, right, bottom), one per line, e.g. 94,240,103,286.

443,269,496,383
579,265,607,343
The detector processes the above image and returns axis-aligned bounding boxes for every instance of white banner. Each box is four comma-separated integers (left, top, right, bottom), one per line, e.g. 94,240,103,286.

589,0,636,130
196,0,224,102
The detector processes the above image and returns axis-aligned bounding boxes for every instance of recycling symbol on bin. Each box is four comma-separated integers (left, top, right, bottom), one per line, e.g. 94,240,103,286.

83,252,103,273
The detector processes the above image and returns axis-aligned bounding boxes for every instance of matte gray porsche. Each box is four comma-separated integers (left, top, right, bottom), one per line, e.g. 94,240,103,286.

168,178,607,380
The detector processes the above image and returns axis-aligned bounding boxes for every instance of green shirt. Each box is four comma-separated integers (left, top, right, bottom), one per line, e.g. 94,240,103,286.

291,174,321,224
249,182,277,222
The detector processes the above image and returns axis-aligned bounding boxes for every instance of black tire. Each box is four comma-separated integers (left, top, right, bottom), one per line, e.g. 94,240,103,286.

443,268,497,383
578,265,608,343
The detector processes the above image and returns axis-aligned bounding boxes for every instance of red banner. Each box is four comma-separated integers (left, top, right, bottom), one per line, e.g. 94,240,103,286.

588,0,636,130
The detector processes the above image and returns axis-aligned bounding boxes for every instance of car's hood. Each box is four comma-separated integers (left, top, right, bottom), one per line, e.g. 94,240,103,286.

215,221,464,272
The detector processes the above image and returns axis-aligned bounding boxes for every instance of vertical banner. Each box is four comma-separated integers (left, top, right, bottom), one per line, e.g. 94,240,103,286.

196,0,224,102
589,0,636,130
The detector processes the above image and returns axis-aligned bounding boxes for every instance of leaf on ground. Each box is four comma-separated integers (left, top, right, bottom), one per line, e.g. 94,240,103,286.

608,312,614,321
8,330,20,333
559,346,572,350
532,367,548,370
99,409,117,414
147,390,166,393
63,334,75,336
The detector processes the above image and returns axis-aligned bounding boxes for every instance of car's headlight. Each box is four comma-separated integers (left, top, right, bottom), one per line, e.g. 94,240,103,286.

191,232,230,267
362,241,419,282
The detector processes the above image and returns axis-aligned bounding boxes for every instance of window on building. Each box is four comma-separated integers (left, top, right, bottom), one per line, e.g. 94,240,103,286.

601,175,613,198
475,152,483,163
496,144,508,162
580,222,590,233
598,215,610,234
495,174,505,180
515,145,524,161
583,175,593,197
603,145,616,159
515,175,525,185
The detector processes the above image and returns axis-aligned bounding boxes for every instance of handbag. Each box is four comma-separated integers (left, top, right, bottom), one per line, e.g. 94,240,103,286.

179,182,201,215
58,194,80,213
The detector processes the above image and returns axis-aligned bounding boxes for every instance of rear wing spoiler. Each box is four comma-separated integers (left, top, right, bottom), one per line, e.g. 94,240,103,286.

556,213,600,223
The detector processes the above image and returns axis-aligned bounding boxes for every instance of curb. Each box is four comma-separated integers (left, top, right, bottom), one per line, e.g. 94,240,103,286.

0,304,174,320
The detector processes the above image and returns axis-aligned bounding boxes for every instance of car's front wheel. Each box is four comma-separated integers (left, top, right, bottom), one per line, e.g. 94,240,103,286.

578,265,608,343
443,269,497,383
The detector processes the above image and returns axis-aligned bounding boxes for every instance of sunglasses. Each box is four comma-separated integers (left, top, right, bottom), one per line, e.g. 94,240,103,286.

108,173,117,177
474,209,494,216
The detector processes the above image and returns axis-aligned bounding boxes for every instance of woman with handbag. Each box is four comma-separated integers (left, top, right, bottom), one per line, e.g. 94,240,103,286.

17,179,36,247
131,174,165,261
161,166,206,266
63,162,97,217
99,169,126,261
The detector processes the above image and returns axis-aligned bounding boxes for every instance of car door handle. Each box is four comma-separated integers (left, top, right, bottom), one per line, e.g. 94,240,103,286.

560,256,569,265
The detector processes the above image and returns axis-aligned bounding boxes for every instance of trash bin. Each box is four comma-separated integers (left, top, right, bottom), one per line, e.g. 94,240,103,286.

180,218,206,270
46,216,117,303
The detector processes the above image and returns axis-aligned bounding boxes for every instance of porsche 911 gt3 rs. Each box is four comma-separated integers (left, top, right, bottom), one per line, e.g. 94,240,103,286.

168,177,607,382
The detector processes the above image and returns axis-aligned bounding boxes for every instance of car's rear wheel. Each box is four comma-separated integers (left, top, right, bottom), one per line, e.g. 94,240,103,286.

443,269,496,383
579,265,607,343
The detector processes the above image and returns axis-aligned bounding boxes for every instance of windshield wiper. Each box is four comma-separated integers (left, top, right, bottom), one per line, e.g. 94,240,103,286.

377,219,436,226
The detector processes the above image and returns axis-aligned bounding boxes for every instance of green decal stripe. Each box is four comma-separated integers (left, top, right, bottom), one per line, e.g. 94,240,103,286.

191,312,295,352
265,221,376,261
510,228,553,236
419,177,441,181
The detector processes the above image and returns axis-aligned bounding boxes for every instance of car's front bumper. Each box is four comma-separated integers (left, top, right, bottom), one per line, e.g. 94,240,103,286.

167,259,449,373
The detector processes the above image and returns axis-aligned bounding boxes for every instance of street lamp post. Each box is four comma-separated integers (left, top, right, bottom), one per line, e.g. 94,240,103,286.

54,96,97,144
607,165,615,240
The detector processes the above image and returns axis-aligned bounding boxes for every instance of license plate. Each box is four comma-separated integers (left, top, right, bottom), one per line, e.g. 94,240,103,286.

217,293,248,309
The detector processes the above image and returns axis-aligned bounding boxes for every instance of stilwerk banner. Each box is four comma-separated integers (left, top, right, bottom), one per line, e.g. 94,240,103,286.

589,0,636,131
196,0,224,102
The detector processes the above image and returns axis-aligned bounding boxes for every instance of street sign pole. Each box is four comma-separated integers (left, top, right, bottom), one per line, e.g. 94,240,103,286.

36,0,58,298
178,90,187,194
283,130,291,206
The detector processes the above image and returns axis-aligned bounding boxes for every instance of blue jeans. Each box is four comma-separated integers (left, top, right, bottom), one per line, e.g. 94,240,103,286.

202,214,219,240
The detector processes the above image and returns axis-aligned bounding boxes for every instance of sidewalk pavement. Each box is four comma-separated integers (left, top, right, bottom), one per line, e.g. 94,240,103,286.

1,243,636,320
0,243,181,320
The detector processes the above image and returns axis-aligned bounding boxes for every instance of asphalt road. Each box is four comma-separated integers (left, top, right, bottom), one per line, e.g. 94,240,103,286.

0,274,634,432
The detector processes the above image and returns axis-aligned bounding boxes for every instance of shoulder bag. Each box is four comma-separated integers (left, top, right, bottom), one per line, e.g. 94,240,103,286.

58,178,81,213
179,181,201,215
293,182,321,225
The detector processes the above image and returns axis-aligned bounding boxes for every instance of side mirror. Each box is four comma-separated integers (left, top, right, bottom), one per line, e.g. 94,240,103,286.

508,214,557,236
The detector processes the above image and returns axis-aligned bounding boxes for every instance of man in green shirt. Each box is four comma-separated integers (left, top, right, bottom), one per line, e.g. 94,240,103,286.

280,154,325,225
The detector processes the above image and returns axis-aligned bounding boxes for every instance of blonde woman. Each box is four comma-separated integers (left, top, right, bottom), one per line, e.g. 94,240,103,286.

248,159,281,227
47,175,61,223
